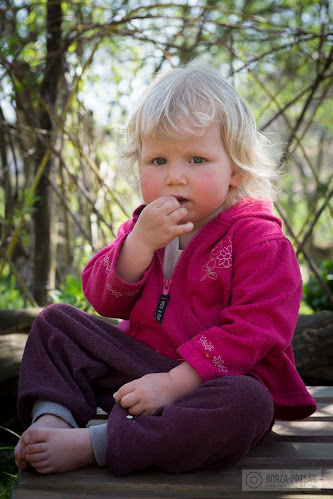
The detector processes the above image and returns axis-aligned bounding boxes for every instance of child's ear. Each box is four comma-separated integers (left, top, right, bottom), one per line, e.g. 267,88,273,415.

230,171,242,187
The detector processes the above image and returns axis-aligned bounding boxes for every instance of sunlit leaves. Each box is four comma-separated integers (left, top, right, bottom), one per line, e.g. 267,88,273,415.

0,0,332,306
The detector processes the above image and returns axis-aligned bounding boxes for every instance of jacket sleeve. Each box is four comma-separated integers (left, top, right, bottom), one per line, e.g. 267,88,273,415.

81,216,151,318
177,236,303,382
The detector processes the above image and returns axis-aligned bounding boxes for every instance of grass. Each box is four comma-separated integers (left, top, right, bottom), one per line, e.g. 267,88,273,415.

0,471,17,499
0,450,17,499
0,427,20,499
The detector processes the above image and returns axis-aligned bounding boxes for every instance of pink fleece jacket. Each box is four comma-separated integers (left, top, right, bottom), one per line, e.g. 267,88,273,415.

82,197,317,421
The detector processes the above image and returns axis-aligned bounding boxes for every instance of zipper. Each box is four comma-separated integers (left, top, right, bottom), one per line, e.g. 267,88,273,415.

154,278,172,323
154,224,209,324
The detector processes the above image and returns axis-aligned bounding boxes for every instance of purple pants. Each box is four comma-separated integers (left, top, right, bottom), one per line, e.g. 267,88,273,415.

18,303,274,475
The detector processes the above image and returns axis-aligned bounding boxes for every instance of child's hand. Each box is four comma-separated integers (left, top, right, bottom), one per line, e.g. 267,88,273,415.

114,362,202,416
132,196,194,253
114,372,179,416
116,196,194,283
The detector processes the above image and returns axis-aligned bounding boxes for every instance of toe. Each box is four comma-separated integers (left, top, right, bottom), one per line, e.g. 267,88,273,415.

14,441,29,470
26,451,48,466
21,430,31,446
14,442,22,461
15,453,30,470
15,458,30,470
23,427,47,446
36,465,53,474
26,442,47,455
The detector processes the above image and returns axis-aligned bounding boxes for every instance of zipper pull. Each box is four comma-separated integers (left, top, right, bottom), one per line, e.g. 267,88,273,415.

154,278,172,323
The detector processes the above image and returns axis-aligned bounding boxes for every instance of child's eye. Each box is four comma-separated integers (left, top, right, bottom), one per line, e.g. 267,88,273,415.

153,157,167,165
190,157,205,164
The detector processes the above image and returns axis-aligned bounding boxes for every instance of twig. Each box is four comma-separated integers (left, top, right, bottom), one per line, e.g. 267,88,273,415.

296,187,333,257
46,176,96,252
0,249,38,307
274,201,333,307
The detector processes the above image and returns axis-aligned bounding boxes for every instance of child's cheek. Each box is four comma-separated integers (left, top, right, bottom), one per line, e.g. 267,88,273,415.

140,171,162,204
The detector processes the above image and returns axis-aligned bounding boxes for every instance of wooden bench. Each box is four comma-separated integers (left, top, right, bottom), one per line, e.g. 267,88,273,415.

11,386,333,498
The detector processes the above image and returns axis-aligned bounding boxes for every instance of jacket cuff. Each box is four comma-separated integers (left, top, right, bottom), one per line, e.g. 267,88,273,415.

177,343,220,383
106,234,153,293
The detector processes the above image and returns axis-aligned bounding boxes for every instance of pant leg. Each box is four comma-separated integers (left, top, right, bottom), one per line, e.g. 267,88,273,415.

17,303,177,429
18,303,274,476
106,375,274,475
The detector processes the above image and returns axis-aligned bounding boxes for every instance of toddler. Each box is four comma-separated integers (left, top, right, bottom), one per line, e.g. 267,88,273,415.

15,62,316,476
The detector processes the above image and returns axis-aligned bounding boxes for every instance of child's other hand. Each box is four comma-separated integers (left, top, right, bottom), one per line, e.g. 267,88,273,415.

132,196,194,253
114,372,179,416
114,362,202,416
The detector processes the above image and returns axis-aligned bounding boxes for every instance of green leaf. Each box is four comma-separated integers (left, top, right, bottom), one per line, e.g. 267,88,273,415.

0,427,21,440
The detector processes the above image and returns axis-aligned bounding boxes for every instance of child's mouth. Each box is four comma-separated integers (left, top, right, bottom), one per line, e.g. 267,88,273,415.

173,196,188,205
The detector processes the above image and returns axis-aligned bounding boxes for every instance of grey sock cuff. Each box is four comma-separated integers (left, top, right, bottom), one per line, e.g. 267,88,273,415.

32,400,78,428
89,423,108,467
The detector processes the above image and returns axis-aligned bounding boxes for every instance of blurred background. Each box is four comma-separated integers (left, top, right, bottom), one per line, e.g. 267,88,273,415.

0,0,332,313
0,2,332,495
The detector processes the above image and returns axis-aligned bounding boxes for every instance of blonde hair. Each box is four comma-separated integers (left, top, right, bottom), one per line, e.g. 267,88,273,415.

122,61,280,206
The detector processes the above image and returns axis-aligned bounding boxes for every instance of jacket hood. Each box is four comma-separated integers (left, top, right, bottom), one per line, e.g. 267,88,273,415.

216,197,282,229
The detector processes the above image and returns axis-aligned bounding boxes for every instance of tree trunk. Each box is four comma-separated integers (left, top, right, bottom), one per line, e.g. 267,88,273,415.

32,0,63,305
0,105,12,241
292,311,333,385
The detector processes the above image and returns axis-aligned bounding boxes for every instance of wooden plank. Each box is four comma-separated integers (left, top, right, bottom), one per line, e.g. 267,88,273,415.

307,386,333,400
11,386,333,498
13,464,333,498
14,441,333,497
308,403,333,418
246,440,333,460
10,491,333,499
307,386,333,396
273,421,333,436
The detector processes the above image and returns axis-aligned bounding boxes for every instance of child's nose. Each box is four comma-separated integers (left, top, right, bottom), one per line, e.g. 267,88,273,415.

165,163,187,185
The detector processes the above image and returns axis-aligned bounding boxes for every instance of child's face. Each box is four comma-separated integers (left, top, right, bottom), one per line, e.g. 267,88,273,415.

139,124,242,232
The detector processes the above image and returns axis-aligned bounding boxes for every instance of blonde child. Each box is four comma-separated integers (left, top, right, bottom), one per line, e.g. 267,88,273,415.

15,62,316,475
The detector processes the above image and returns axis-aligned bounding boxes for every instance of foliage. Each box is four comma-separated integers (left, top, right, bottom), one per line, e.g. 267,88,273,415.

0,276,24,309
303,261,333,312
49,275,95,313
0,472,17,499
0,0,332,308
0,427,19,499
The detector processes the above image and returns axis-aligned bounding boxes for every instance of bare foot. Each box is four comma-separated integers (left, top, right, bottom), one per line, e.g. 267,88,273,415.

23,427,95,473
15,414,71,471
15,414,95,474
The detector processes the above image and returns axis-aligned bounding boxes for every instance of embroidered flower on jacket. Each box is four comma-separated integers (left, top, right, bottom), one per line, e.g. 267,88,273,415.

104,254,139,297
106,284,122,297
201,237,232,281
212,356,228,373
199,335,214,351
104,255,111,274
